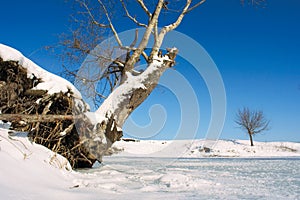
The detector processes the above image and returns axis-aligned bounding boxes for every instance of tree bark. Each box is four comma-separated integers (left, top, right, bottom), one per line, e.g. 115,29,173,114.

0,114,78,123
96,52,177,128
83,52,178,161
249,131,254,146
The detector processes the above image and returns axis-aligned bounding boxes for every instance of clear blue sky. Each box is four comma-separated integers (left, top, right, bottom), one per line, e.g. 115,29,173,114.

1,0,299,142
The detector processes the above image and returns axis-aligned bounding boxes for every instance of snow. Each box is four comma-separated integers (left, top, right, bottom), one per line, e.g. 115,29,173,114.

112,139,300,158
0,43,81,98
95,55,170,127
1,127,300,199
0,128,74,199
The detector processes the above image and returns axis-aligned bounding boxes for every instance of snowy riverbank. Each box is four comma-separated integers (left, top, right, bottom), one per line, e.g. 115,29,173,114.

111,138,300,158
1,128,300,199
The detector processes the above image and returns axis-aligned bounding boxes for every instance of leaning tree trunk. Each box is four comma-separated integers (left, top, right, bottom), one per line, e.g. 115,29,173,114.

0,47,177,168
83,49,178,161
0,0,182,168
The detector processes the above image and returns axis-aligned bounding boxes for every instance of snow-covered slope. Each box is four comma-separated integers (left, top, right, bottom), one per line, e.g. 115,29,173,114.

0,128,74,199
0,43,81,98
1,126,299,199
112,139,300,158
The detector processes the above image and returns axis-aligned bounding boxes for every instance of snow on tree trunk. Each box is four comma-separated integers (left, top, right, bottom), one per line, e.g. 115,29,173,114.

84,51,177,161
0,43,178,167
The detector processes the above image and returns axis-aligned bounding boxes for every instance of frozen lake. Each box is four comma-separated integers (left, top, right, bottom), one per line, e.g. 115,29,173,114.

76,157,300,199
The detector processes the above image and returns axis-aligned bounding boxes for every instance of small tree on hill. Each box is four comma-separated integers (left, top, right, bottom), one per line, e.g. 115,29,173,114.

235,107,270,146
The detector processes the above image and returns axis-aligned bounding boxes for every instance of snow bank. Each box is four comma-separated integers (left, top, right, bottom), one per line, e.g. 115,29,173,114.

0,128,74,199
112,139,300,158
0,43,81,98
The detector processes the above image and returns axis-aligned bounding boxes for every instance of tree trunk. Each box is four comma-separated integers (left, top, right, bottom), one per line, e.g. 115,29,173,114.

249,132,254,146
96,61,168,127
85,54,176,161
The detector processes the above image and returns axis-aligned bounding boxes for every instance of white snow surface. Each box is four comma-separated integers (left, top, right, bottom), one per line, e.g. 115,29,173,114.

112,139,300,158
1,125,300,199
0,43,81,98
0,128,76,199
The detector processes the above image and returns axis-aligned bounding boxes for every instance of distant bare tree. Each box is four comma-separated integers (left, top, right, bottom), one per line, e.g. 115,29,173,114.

235,107,270,146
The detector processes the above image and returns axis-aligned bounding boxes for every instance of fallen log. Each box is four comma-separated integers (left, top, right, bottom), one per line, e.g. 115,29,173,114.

0,114,79,123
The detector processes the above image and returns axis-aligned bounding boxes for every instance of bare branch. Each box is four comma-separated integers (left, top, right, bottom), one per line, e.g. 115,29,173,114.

130,29,139,48
149,0,195,60
0,114,80,123
154,21,158,41
120,46,149,62
186,0,206,14
120,0,148,28
79,0,109,28
163,0,192,33
125,0,165,70
241,0,267,7
97,0,123,47
136,0,152,17
141,51,149,61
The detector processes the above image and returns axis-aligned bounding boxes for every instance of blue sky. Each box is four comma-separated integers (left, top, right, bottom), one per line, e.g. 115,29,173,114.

1,0,299,142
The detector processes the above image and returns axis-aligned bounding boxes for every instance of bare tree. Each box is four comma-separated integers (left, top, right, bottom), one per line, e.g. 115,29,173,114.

235,107,270,146
53,0,210,161
0,0,267,168
57,0,267,160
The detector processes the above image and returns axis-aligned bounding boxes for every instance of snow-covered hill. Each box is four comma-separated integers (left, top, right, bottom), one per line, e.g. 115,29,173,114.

111,139,300,158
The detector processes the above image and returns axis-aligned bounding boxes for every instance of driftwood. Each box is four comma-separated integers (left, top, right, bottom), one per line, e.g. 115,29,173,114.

0,114,77,123
0,58,123,168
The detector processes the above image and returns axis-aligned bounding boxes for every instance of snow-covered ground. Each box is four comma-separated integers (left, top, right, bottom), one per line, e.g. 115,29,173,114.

1,127,300,199
111,138,300,158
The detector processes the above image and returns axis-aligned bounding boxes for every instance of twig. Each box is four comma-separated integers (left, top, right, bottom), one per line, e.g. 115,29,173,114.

185,0,206,14
97,0,123,47
121,0,147,28
136,0,152,17
79,0,109,28
59,123,75,137
0,134,29,159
